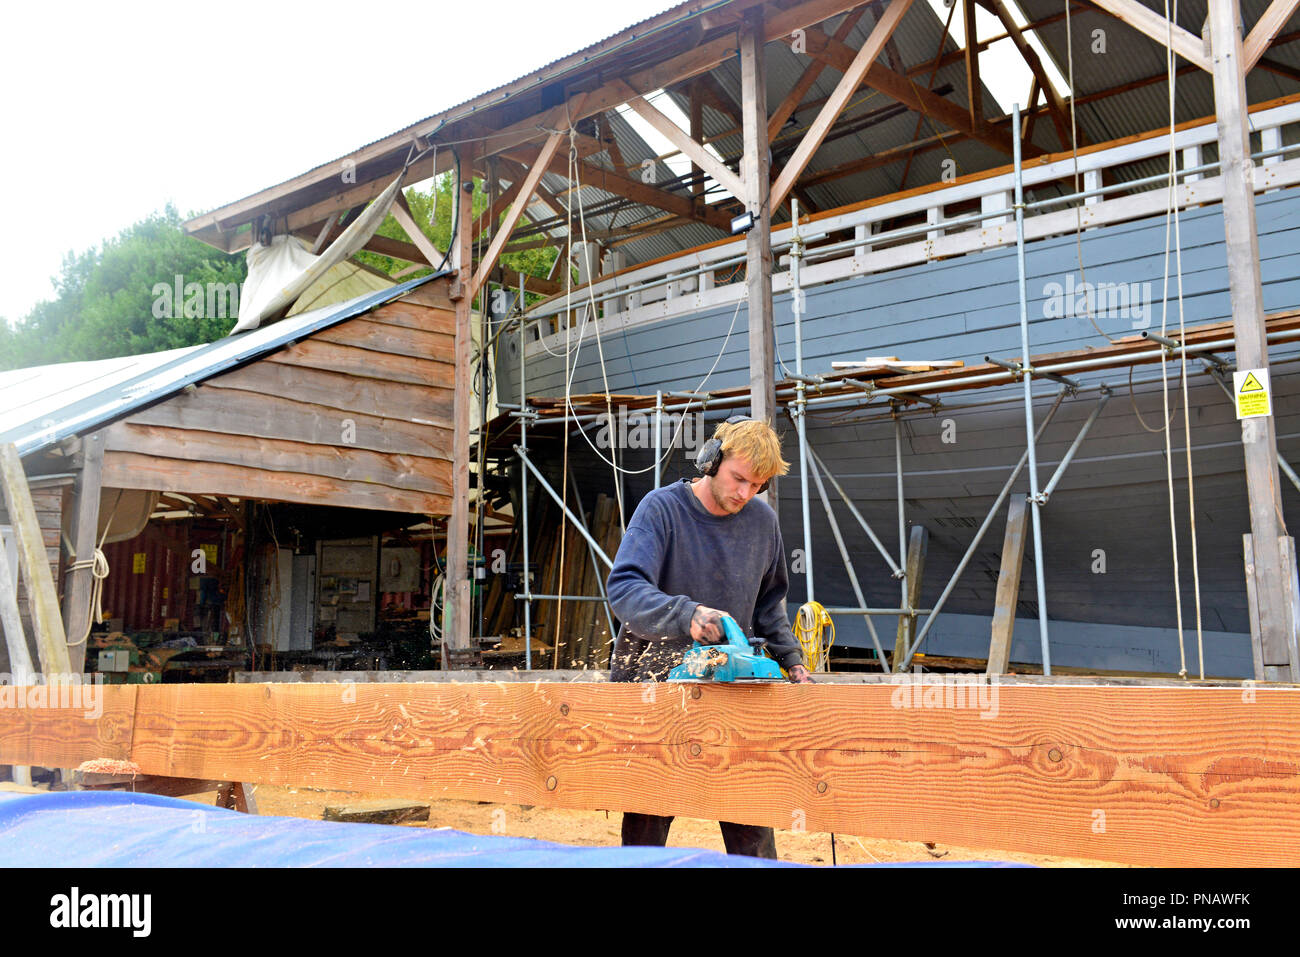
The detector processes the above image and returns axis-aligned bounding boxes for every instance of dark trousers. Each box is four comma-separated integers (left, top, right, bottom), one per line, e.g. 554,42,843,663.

621,811,777,859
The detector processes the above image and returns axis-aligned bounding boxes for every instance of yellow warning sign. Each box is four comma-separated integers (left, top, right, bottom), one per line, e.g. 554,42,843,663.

132,552,146,573
1234,368,1272,419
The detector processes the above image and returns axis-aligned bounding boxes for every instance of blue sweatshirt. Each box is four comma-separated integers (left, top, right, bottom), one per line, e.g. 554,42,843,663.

605,479,803,681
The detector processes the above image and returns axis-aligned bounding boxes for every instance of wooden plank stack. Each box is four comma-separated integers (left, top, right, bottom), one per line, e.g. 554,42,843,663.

480,489,623,670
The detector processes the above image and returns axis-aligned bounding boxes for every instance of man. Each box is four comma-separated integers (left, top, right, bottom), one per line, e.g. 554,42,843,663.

605,415,813,859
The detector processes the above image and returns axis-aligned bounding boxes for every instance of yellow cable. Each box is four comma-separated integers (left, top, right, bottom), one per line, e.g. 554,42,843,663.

795,601,835,673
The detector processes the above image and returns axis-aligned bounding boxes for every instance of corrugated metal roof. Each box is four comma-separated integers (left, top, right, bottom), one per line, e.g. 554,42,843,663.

1,274,443,459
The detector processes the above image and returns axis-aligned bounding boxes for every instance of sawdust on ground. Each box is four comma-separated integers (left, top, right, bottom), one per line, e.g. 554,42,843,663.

175,785,1123,867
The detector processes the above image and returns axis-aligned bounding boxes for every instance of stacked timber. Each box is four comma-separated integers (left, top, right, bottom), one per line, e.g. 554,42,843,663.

480,490,623,670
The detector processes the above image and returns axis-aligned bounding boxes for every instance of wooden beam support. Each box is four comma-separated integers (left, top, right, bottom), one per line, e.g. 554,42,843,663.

963,0,982,129
60,432,103,674
0,444,71,677
1209,0,1295,678
892,524,928,671
1244,0,1300,70
768,6,869,141
1086,0,1213,71
470,129,566,299
987,497,1029,675
185,0,874,247
391,194,447,270
500,145,734,232
772,0,913,210
806,25,1026,156
982,0,1079,148
447,169,476,666
740,8,776,427
474,177,526,243
616,81,747,201
8,681,1300,866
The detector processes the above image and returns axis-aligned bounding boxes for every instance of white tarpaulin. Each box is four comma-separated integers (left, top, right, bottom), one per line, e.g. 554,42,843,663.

232,171,410,333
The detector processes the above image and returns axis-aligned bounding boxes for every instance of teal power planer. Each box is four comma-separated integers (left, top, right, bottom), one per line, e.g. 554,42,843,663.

667,613,786,682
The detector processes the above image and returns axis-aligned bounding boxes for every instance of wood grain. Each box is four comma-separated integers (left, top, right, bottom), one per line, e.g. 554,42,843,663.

101,452,450,515
313,318,451,361
0,684,136,767
124,387,450,459
5,682,1300,865
265,339,454,389
104,423,450,496
206,362,452,426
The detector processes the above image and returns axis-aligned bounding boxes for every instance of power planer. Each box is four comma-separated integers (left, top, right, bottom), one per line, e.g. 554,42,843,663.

667,614,786,682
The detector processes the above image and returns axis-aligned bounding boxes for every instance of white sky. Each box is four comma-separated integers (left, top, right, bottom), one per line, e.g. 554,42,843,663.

0,0,1061,324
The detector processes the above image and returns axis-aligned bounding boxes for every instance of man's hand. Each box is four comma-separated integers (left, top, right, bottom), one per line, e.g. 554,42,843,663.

690,605,727,644
787,664,815,684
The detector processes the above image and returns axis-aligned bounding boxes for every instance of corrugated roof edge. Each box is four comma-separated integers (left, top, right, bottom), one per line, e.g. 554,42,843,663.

13,272,448,460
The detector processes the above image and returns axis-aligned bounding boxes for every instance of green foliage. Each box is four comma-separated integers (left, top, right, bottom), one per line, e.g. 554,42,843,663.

0,175,570,372
0,205,246,370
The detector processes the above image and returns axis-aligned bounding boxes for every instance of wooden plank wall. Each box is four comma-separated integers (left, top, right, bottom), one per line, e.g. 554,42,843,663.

3,680,1300,866
99,286,455,515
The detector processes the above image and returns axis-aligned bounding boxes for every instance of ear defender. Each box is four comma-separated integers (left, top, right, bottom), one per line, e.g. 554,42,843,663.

693,414,770,493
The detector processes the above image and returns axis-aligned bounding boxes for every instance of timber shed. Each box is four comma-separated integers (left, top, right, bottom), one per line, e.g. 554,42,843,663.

0,275,456,681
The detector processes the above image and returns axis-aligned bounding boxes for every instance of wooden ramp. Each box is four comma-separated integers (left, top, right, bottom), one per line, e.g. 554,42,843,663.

3,680,1300,866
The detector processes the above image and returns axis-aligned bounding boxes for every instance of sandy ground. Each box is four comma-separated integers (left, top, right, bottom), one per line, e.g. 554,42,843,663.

164,784,1123,867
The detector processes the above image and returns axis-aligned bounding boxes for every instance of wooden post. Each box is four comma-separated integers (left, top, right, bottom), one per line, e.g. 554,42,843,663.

0,444,71,677
446,171,477,668
963,0,981,128
893,525,929,671
1208,0,1296,679
62,433,104,675
988,497,1029,675
689,80,705,202
740,8,776,427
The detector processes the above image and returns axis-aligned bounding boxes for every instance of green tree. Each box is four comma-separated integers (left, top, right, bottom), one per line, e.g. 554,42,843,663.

0,205,247,370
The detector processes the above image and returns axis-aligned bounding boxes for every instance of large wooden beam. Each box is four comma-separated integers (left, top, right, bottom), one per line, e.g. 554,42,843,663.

963,0,982,129
61,433,103,674
740,8,776,426
185,0,869,248
987,497,1029,675
390,195,447,269
0,444,71,677
1244,0,1300,70
772,0,914,210
806,25,1025,156
471,129,566,299
501,144,734,232
446,168,477,665
768,6,870,140
1085,0,1213,71
616,82,748,202
982,0,1078,148
7,681,1300,866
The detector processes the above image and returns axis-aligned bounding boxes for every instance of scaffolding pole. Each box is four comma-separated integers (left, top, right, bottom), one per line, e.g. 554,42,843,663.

1012,102,1053,675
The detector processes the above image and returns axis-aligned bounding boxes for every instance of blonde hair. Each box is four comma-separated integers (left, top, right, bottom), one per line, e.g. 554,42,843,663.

715,418,790,480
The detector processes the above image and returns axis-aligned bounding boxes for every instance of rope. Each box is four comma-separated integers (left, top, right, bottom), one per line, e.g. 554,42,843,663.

1155,0,1204,678
795,600,835,672
1164,0,1204,678
64,549,109,649
64,490,123,648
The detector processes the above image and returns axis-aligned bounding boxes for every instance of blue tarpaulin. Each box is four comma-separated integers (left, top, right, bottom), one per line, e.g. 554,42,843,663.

0,789,1020,867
